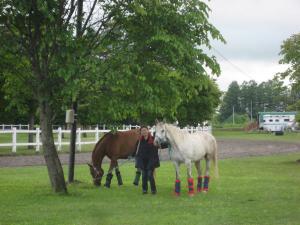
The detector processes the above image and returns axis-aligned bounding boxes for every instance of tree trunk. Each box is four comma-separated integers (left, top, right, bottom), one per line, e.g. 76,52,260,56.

39,98,67,193
28,111,35,150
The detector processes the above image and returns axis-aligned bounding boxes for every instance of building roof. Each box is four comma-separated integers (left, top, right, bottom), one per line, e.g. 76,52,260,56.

258,112,297,116
258,111,297,123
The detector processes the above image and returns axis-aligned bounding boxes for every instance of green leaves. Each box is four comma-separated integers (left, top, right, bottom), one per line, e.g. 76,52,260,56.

279,33,300,92
1,0,224,126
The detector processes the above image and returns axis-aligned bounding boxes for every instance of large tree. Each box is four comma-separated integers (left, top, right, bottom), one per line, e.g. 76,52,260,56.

279,33,300,89
0,0,127,193
279,33,300,111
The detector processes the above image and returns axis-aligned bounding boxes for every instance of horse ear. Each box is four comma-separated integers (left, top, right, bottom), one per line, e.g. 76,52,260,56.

87,163,93,168
163,118,166,123
155,119,159,124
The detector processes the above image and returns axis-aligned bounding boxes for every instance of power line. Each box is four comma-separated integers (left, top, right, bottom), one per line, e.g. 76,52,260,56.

211,46,256,80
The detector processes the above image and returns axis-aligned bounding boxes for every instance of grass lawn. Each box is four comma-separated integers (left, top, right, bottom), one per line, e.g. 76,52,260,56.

0,153,300,225
213,129,300,143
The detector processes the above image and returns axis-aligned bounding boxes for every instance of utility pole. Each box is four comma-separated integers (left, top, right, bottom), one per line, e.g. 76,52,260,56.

250,100,253,122
68,0,83,183
233,105,235,124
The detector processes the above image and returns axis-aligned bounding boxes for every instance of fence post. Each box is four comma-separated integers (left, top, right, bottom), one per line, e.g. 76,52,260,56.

77,128,81,151
36,128,40,152
12,127,17,153
58,127,62,151
95,126,99,142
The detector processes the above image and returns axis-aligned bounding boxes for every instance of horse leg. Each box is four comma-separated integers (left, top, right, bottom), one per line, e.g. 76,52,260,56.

173,161,181,196
195,160,203,192
203,158,211,192
115,161,123,186
133,168,141,186
105,160,116,188
186,161,194,196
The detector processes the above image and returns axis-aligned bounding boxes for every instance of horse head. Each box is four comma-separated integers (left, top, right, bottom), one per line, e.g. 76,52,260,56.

88,163,104,186
154,121,168,146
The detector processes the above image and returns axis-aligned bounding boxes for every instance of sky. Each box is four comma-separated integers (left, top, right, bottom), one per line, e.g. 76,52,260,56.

204,0,300,91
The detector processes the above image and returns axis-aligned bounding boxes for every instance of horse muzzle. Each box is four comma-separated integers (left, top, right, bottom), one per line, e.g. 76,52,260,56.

93,176,102,186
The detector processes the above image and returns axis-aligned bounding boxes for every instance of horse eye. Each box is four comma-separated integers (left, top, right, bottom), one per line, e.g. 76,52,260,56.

161,129,165,133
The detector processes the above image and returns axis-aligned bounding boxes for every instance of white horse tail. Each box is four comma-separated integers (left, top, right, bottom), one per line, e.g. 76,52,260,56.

212,139,219,179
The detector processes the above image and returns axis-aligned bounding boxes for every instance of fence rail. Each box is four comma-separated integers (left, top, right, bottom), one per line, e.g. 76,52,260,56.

0,124,30,130
0,125,211,153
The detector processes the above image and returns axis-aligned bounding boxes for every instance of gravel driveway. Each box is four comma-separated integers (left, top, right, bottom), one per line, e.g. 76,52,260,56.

0,139,299,168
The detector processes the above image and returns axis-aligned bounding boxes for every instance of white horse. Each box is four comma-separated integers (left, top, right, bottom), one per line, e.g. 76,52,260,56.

154,122,219,196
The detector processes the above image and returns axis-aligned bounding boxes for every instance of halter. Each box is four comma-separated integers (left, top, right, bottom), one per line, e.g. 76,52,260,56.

90,163,102,179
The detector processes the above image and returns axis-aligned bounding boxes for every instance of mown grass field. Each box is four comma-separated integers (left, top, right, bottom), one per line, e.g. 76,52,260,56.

1,153,300,225
1,130,299,155
213,130,300,143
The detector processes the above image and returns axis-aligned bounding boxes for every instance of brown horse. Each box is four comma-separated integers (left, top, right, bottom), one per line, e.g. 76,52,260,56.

88,129,140,187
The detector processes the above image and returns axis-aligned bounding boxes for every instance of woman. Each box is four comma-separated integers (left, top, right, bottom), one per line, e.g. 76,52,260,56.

135,126,160,194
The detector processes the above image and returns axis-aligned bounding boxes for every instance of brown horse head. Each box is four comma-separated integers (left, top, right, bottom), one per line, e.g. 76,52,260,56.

88,163,104,186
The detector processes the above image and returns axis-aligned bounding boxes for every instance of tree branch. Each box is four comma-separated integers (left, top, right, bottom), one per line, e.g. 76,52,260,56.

64,0,76,26
81,0,97,34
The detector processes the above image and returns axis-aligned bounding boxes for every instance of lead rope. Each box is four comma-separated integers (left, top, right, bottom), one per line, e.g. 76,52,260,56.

135,140,141,156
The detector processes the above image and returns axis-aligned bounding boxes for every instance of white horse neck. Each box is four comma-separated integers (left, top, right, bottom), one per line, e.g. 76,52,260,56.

165,124,184,151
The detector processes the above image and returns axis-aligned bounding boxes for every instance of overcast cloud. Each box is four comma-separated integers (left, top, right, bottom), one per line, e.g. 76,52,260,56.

204,0,300,90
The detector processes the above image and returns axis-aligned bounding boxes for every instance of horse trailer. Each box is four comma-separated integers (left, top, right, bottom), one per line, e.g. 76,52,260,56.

258,112,297,133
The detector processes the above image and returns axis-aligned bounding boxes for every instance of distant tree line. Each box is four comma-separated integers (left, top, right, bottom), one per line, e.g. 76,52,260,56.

218,78,299,123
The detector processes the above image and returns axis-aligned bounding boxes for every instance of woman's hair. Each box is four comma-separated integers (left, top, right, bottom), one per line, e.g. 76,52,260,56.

139,125,153,144
140,125,149,130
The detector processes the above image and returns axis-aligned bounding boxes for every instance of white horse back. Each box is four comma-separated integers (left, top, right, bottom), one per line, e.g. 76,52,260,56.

172,130,216,162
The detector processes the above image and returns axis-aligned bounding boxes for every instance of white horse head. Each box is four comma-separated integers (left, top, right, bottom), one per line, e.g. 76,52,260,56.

154,122,169,146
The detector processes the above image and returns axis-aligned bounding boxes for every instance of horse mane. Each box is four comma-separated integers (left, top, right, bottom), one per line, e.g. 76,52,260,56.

165,123,185,141
95,132,113,148
91,132,114,164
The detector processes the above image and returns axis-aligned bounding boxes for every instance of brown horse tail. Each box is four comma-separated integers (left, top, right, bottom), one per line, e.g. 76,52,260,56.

213,139,219,179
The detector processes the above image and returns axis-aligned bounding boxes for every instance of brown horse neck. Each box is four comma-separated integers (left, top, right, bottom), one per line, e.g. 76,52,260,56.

92,140,105,169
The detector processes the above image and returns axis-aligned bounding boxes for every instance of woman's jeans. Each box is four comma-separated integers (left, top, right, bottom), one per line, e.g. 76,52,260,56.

142,169,156,193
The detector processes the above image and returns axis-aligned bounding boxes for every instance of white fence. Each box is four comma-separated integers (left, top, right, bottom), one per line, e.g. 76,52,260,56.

0,125,211,153
0,124,30,130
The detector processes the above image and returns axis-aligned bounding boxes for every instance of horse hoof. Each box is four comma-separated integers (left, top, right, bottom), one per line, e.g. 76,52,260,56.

197,188,202,193
174,192,180,197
